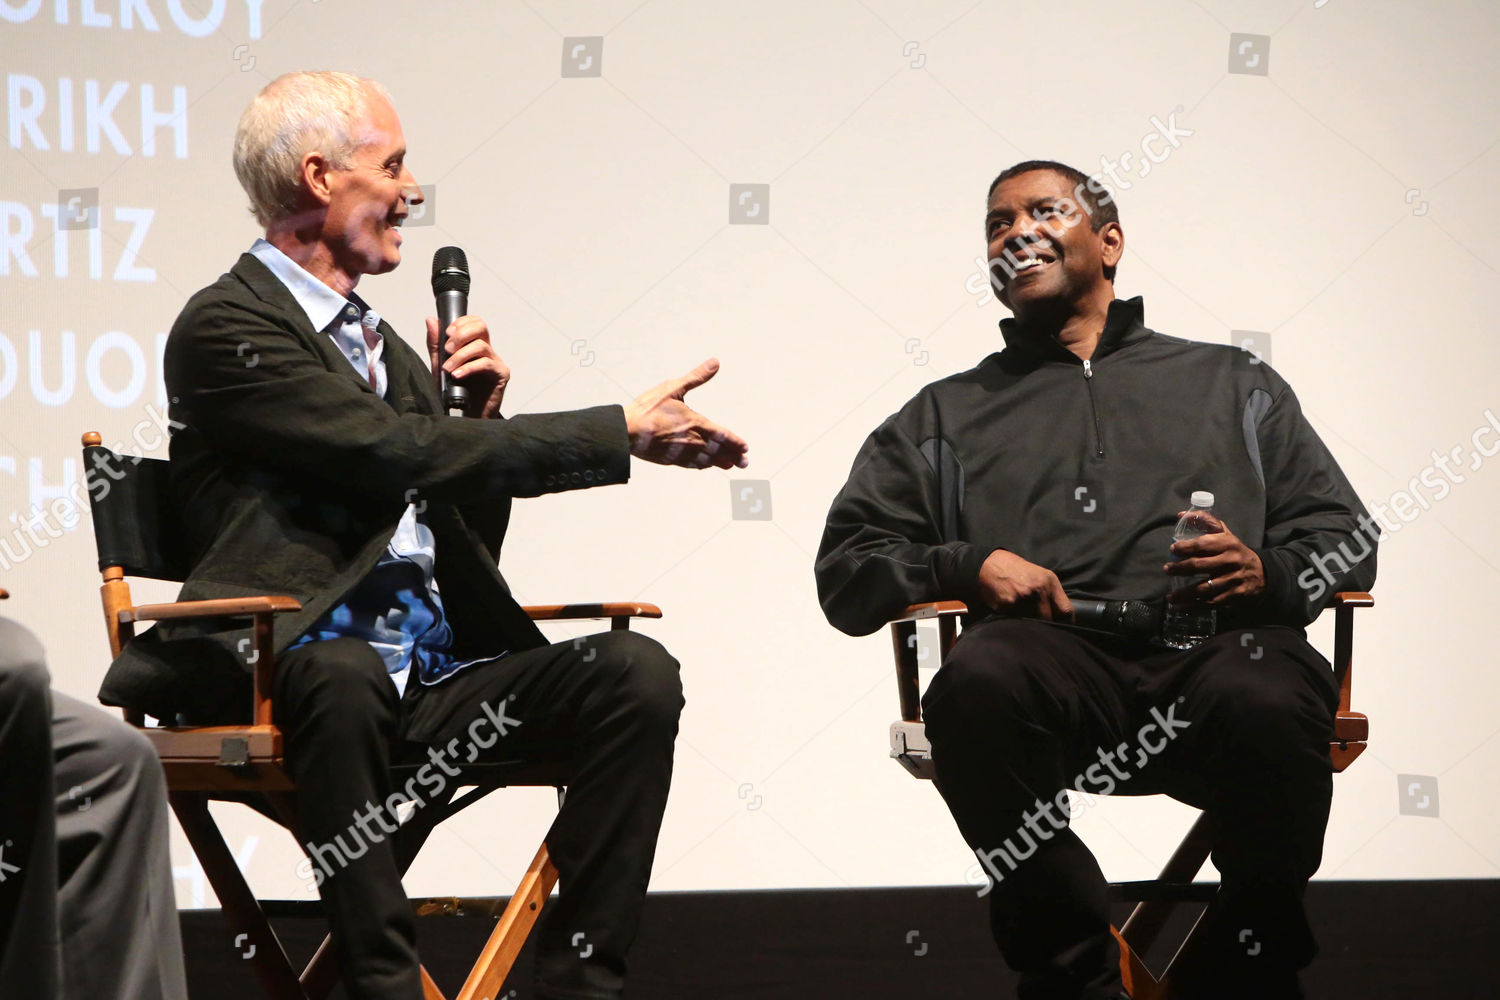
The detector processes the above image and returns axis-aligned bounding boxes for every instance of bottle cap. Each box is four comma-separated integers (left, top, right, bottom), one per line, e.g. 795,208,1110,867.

1190,490,1215,508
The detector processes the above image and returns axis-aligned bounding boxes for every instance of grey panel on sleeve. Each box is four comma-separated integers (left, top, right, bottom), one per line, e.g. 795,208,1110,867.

919,437,965,540
1242,387,1274,487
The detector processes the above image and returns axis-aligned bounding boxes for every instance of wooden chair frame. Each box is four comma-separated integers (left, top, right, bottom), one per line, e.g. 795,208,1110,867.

82,431,662,1000
886,594,1372,999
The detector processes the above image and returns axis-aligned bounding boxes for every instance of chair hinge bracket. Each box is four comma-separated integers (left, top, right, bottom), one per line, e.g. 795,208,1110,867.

218,736,251,767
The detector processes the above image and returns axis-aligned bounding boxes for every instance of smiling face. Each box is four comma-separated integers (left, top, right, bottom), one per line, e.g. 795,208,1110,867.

985,169,1122,324
318,91,421,281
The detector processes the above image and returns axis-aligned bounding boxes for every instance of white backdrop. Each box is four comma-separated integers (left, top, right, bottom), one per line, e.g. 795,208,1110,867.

1,0,1497,909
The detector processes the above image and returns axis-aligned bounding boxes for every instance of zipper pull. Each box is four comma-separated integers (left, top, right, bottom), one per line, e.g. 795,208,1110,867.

1082,359,1093,378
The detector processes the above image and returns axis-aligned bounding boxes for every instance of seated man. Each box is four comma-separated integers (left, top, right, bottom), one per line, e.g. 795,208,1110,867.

815,160,1375,1000
98,71,748,1000
1,612,187,999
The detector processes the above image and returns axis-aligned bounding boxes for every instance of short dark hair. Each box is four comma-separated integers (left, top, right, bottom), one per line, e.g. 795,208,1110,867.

987,159,1120,232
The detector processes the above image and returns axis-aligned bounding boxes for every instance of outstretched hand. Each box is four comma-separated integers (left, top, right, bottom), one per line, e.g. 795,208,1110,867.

623,358,749,470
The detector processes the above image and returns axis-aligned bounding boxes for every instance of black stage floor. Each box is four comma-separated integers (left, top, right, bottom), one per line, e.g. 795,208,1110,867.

182,879,1496,998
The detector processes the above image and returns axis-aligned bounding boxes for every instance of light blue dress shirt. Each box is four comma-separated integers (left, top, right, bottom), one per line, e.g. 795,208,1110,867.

249,239,503,695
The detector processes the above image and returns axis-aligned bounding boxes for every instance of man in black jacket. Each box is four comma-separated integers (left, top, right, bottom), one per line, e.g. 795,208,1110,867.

100,71,748,1000
816,160,1375,999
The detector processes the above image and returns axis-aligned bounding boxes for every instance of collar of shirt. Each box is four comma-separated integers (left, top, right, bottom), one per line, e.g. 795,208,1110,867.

249,238,387,396
998,295,1150,366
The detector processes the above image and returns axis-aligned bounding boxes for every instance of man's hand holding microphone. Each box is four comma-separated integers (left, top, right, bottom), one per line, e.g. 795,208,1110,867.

972,505,1266,640
977,549,1074,623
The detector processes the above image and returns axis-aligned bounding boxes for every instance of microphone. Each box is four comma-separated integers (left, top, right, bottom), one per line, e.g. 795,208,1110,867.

1067,598,1161,639
431,246,470,414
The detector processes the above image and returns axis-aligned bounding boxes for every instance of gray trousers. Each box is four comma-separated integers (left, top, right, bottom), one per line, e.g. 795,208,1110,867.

0,616,187,1000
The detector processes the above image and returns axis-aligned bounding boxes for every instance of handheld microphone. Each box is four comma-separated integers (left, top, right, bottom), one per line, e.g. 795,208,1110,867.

1068,598,1161,639
431,246,470,414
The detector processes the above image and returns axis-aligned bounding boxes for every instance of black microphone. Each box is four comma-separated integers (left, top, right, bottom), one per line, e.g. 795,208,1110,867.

431,246,470,414
1068,598,1161,638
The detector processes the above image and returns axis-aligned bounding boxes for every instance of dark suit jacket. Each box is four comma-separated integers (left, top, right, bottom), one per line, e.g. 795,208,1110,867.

99,253,632,723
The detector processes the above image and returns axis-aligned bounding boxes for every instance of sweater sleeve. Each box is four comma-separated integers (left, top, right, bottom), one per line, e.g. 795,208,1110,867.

166,294,631,506
1250,383,1377,625
814,413,994,636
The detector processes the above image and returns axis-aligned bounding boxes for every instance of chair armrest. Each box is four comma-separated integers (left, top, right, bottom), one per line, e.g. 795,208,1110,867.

892,600,969,623
119,596,302,624
887,602,970,723
523,602,662,621
886,594,1376,724
110,596,299,728
124,593,297,728
523,603,662,630
116,596,300,728
1331,592,1374,608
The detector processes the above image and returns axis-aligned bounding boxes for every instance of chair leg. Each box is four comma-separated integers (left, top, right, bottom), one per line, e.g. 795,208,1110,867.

1119,811,1215,961
420,964,448,1000
300,935,340,1000
455,843,561,1000
1112,926,1165,1000
171,792,308,1000
1160,904,1212,986
301,939,446,1000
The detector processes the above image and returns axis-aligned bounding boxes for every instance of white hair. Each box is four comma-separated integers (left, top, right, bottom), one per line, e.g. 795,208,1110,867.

232,71,392,228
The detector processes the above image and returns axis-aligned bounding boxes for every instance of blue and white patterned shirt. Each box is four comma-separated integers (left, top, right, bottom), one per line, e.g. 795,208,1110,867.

250,239,504,695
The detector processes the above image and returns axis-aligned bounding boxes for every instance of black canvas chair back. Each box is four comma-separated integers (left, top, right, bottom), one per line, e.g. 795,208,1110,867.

82,437,191,582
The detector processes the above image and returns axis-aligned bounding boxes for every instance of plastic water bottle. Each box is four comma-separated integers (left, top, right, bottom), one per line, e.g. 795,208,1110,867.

1161,491,1218,649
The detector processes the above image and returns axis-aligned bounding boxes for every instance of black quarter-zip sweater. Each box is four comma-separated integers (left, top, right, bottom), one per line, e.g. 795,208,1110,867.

815,296,1376,637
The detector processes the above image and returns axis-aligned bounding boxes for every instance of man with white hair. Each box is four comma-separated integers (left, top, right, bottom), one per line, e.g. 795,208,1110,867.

100,71,749,1000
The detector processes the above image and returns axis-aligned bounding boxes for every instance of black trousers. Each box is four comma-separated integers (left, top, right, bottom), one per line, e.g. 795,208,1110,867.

273,630,683,1000
920,617,1340,1000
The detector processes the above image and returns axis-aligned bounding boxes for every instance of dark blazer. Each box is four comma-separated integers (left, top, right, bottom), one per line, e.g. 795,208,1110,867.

99,253,632,723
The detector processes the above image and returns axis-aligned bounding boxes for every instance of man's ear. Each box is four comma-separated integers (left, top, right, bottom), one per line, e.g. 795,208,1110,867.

300,151,335,208
1100,221,1124,270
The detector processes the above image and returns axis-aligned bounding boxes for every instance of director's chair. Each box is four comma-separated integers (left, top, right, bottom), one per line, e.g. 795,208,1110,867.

886,595,1372,999
81,431,661,1000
